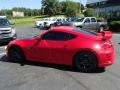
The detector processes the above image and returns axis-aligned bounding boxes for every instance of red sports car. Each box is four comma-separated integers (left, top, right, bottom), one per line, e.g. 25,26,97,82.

7,26,116,72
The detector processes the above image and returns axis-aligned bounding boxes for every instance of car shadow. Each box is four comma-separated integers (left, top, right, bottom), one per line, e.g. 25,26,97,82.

0,55,105,73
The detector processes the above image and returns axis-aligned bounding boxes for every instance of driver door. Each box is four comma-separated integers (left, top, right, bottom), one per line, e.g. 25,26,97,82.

28,38,51,63
82,18,91,30
28,31,67,64
39,31,68,64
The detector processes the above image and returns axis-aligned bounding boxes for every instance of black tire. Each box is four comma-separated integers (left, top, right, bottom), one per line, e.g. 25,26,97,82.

73,52,97,72
8,46,25,66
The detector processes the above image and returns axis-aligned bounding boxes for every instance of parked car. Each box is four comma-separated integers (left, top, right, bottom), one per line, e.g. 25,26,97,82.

0,18,17,43
49,21,74,29
0,16,6,18
71,17,108,31
35,17,64,29
7,26,115,72
35,18,56,28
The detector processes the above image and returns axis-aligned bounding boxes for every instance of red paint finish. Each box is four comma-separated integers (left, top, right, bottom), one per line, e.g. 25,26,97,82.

7,26,116,67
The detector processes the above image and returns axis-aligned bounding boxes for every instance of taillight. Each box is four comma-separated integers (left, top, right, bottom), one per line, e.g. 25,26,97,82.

102,41,112,50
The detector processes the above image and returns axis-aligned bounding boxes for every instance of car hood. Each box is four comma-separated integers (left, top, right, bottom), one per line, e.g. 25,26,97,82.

0,25,12,30
36,21,44,23
8,38,37,48
70,22,83,26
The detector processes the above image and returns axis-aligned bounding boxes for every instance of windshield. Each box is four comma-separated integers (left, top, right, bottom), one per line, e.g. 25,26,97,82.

76,18,84,22
0,18,10,26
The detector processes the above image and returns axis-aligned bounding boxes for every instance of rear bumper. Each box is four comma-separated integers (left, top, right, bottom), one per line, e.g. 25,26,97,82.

98,50,116,67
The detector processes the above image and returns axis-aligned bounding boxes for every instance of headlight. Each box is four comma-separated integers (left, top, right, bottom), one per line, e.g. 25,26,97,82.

11,28,16,34
0,30,2,34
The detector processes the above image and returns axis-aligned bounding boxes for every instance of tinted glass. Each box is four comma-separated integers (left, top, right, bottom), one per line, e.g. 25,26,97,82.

76,18,84,22
91,18,96,22
67,34,76,40
42,31,76,41
42,31,67,41
0,18,10,26
84,18,90,23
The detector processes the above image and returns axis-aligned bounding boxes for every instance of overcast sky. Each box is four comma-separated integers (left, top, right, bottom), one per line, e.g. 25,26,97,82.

0,0,87,10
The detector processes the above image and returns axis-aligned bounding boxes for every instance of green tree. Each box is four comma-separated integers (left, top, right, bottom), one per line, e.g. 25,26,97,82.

41,0,60,16
76,3,84,13
62,1,82,17
65,3,77,17
12,7,41,16
60,1,84,17
84,8,94,17
0,9,12,17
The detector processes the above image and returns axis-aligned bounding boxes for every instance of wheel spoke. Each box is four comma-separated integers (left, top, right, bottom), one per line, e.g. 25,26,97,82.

75,52,97,72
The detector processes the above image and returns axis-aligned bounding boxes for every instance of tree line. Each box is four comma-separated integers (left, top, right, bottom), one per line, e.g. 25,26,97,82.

41,0,84,17
0,8,41,17
0,0,93,17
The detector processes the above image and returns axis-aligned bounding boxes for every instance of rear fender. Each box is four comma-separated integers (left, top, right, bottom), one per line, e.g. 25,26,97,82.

73,49,99,65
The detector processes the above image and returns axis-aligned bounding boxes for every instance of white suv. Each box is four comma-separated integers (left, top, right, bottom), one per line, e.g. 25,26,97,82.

35,18,57,29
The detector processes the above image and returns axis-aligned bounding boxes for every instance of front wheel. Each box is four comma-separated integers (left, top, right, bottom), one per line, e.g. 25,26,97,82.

73,52,97,72
8,46,25,66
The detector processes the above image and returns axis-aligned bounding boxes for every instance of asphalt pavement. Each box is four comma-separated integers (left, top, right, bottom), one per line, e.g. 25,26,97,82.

0,27,120,90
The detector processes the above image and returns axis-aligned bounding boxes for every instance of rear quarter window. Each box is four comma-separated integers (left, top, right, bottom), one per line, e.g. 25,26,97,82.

67,34,76,40
74,28,98,36
91,18,96,22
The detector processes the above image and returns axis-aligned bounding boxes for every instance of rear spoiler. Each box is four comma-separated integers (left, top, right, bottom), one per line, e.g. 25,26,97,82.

98,31,113,40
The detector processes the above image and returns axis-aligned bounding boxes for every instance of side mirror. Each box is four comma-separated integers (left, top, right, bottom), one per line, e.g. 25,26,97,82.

84,21,87,23
10,22,15,25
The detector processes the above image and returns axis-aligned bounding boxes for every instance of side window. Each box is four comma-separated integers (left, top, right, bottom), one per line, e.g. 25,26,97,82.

42,31,67,41
42,31,55,40
67,34,76,40
91,18,96,22
84,18,90,23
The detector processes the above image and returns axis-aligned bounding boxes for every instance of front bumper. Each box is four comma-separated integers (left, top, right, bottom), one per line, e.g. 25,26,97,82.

0,34,17,43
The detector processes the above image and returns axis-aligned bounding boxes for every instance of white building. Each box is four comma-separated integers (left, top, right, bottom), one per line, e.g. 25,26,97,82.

12,11,24,17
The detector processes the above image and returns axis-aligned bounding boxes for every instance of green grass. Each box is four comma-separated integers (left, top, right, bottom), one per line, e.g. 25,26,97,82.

9,16,41,27
9,15,65,27
9,15,66,27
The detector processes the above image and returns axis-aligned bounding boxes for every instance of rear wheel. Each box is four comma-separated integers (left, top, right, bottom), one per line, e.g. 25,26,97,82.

73,52,97,72
8,46,25,66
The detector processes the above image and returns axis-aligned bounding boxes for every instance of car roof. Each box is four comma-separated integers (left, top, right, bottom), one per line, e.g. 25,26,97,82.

0,18,6,19
50,26,98,36
50,26,74,31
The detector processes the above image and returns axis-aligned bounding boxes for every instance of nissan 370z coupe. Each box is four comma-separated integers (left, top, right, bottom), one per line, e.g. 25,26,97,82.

7,26,116,72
